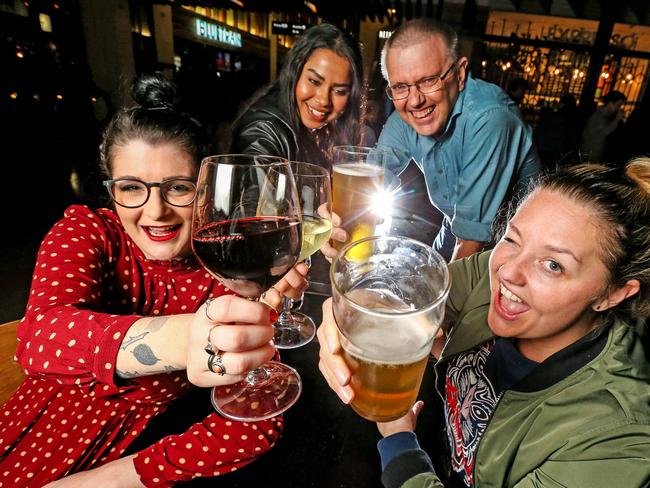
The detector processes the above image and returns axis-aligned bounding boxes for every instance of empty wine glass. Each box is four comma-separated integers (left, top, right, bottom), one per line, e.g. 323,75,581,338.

192,154,302,421
274,161,332,349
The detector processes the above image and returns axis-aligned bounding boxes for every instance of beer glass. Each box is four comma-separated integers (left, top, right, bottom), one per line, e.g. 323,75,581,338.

330,236,450,422
331,146,386,252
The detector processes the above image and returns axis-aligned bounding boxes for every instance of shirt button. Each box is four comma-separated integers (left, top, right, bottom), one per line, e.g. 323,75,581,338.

437,168,443,174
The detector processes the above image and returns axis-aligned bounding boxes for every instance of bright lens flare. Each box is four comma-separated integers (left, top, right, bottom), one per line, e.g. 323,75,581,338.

371,188,394,236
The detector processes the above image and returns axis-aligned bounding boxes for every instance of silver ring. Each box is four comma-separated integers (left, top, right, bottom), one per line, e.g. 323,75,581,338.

204,325,217,355
208,353,226,376
260,285,279,301
204,298,215,321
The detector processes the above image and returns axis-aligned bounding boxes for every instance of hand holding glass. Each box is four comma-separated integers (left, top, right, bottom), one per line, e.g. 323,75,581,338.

191,154,303,421
330,236,450,422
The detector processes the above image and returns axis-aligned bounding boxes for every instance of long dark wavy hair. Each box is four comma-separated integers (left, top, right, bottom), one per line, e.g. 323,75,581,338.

235,23,364,161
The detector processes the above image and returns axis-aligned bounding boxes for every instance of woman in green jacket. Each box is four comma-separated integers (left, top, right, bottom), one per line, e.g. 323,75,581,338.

317,159,650,487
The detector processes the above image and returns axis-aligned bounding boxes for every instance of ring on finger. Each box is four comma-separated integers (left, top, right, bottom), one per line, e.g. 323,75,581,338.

204,297,216,321
260,285,280,301
204,325,217,356
208,352,226,376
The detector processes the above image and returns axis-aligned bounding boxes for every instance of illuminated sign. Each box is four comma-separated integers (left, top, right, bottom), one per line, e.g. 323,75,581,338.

487,11,650,52
378,30,392,39
195,19,242,48
272,21,309,35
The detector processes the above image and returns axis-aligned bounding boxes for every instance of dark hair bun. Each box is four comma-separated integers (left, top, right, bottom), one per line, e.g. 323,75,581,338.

131,72,180,111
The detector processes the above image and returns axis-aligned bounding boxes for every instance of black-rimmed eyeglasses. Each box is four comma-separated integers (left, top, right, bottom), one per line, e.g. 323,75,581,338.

102,178,197,208
385,62,457,101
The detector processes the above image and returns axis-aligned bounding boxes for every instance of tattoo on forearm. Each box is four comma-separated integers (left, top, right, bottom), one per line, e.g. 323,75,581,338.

133,344,161,366
116,369,138,379
120,331,149,350
117,316,174,378
116,364,180,379
146,316,168,333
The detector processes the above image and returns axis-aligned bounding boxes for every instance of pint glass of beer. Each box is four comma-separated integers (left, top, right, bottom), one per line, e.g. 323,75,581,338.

330,236,450,422
331,146,386,252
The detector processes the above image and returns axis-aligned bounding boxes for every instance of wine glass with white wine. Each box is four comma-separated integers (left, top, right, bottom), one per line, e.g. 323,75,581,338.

273,161,332,349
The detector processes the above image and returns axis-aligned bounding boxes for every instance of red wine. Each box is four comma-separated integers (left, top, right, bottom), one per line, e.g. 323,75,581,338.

192,217,301,294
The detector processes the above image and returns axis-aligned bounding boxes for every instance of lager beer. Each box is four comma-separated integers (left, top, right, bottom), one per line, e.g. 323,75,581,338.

332,163,384,253
341,321,431,422
330,236,450,423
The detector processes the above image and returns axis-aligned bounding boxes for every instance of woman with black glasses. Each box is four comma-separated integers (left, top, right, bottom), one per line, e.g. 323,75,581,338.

0,72,308,487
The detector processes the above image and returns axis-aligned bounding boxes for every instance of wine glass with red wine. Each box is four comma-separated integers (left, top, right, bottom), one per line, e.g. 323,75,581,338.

192,154,303,421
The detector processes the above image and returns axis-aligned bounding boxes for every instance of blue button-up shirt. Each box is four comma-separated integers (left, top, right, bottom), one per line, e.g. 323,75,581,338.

378,73,540,244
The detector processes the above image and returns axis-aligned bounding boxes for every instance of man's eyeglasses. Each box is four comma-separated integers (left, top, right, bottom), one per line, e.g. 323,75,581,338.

102,178,197,208
386,62,457,101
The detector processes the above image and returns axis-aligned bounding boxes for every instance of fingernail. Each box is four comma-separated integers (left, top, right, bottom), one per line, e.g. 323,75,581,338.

269,310,279,323
340,388,353,403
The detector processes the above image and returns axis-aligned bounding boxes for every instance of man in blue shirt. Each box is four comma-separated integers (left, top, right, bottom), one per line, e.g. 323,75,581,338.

378,18,540,261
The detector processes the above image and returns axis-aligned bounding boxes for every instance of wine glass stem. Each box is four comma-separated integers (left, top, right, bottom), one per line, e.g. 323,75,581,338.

276,256,311,326
276,297,294,325
245,367,271,386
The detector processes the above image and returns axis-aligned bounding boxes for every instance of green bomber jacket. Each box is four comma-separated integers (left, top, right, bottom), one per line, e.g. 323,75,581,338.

383,251,650,488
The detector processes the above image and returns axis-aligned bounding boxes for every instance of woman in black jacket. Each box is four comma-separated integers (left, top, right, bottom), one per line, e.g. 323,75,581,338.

231,23,364,169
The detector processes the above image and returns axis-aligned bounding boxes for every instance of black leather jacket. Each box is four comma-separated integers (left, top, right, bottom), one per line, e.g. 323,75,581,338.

230,91,330,168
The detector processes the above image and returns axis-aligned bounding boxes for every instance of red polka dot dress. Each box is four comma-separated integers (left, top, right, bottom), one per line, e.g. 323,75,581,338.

0,205,283,487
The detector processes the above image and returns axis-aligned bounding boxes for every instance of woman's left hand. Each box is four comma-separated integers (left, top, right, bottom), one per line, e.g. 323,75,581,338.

260,262,310,309
376,401,424,438
43,455,143,488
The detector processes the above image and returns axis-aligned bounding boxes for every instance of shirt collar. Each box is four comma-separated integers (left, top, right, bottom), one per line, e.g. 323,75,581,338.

439,71,470,138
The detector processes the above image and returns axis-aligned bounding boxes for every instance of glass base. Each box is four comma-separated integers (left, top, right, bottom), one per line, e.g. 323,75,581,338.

273,312,316,349
211,361,302,422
